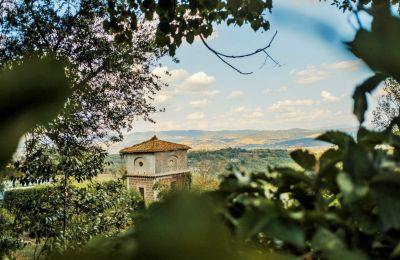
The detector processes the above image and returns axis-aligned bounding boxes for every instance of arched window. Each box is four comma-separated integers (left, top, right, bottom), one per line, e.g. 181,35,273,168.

134,157,145,174
167,155,178,172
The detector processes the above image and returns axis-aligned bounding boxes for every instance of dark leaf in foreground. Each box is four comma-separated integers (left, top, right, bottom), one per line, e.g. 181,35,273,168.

0,57,70,167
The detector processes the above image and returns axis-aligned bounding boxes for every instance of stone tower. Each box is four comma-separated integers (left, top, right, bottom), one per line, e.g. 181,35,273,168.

120,136,191,203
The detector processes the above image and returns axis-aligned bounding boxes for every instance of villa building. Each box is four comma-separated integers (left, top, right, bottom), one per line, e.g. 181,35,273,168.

120,136,191,203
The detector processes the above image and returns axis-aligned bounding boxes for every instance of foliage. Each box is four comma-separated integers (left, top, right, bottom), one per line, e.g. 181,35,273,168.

57,193,291,260
372,78,400,129
0,57,70,168
215,125,400,259
0,208,24,258
191,172,220,192
102,0,273,55
2,0,400,259
2,180,143,258
47,2,400,260
189,148,297,174
1,0,166,182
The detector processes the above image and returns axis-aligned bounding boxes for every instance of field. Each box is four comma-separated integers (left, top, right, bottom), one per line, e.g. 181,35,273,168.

105,148,297,175
103,148,298,191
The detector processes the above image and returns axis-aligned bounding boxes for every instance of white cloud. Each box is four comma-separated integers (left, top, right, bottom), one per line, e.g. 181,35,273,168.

173,105,183,112
328,60,362,70
187,112,205,120
203,90,221,97
320,90,339,102
234,106,245,113
292,65,328,85
180,72,216,90
153,93,172,104
278,86,288,92
152,68,219,108
152,67,189,84
291,60,362,85
268,99,314,112
189,98,209,108
245,108,264,119
263,86,288,96
227,90,245,100
230,106,264,119
278,109,333,122
263,88,273,95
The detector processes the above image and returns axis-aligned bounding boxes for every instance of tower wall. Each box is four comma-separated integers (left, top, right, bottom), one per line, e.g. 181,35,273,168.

155,150,188,174
124,153,155,175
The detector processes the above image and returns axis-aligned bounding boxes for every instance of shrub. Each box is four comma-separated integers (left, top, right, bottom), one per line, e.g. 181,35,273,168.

2,180,143,257
0,208,24,258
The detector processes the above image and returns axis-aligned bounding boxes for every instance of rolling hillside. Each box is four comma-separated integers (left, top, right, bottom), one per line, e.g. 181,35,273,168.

109,127,355,153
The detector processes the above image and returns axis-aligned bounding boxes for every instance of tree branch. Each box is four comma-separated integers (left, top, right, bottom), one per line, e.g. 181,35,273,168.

24,0,52,48
200,31,281,75
76,64,106,89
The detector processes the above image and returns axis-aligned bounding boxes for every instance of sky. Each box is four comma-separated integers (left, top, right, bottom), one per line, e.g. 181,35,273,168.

131,0,379,133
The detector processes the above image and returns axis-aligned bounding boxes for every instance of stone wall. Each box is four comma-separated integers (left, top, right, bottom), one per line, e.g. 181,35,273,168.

127,172,190,203
155,150,188,174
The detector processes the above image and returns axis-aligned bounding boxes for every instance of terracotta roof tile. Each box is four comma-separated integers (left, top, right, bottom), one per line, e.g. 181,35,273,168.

120,136,191,154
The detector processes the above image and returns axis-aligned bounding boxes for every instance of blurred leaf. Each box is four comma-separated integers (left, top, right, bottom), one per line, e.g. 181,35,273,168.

352,74,386,124
311,228,366,260
317,131,354,148
343,142,373,180
290,149,316,171
370,173,400,230
357,127,386,148
326,250,367,260
0,57,70,167
311,228,346,251
318,148,342,176
336,172,354,195
349,3,400,83
236,204,276,240
391,243,400,258
263,218,305,248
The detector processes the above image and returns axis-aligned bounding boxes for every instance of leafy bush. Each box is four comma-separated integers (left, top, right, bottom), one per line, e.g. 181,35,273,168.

0,208,24,258
2,180,143,257
55,4,400,259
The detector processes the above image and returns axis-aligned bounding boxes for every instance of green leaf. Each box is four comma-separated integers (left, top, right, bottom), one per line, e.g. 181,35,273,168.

326,250,368,260
312,228,346,252
343,142,373,181
356,127,386,148
236,204,276,240
290,149,316,171
263,218,305,248
317,131,354,148
186,31,195,44
352,74,386,124
370,173,400,230
349,3,400,83
318,148,342,176
391,243,400,258
336,172,354,195
0,57,70,167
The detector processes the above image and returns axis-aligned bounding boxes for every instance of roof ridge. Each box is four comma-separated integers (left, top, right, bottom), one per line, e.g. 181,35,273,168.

120,136,191,154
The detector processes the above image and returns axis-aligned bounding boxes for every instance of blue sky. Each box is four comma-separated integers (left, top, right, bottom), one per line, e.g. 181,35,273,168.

133,0,378,132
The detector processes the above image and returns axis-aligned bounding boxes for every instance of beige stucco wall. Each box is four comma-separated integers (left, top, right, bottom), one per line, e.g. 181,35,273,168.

124,153,155,175
155,150,188,174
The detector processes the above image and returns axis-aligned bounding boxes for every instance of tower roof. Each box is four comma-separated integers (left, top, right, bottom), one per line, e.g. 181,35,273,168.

120,135,191,154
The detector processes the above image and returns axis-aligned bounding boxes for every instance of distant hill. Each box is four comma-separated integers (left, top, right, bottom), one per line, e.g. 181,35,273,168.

109,127,355,153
